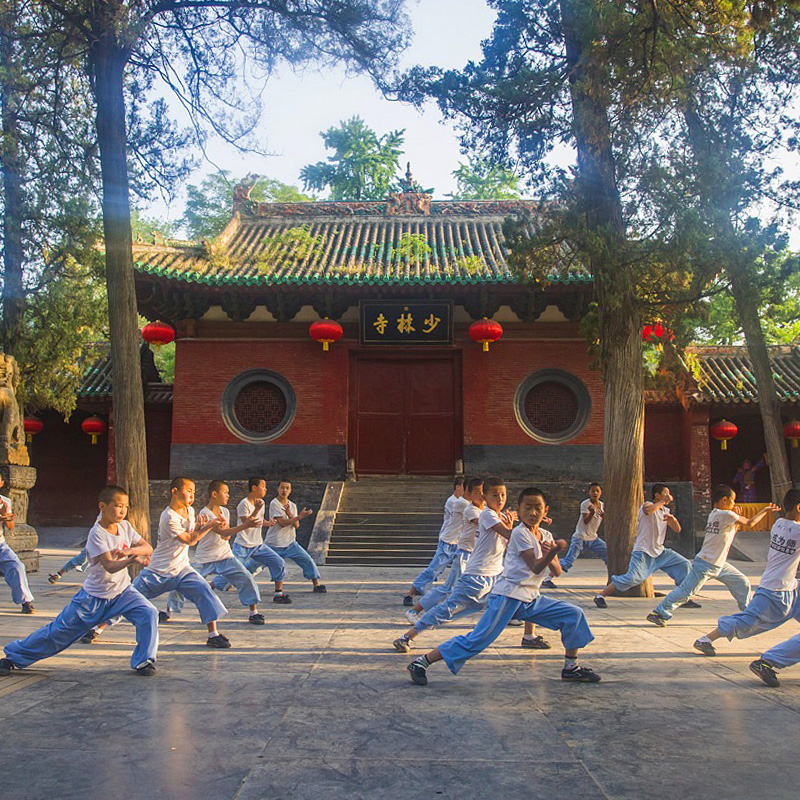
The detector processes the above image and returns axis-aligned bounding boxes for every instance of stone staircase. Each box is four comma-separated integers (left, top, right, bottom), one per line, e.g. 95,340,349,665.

325,478,452,567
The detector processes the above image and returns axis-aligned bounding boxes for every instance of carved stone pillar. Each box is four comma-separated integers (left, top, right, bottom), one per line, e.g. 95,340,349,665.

1,464,38,571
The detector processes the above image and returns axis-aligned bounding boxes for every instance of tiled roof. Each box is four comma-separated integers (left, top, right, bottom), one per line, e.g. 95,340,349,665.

133,199,591,288
688,345,800,404
79,345,172,403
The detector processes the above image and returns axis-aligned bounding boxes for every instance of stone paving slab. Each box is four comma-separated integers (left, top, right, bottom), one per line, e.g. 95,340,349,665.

1,548,799,800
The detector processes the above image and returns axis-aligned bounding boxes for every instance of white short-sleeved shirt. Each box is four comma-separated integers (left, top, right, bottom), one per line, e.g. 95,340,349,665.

234,497,265,548
82,520,142,599
194,506,233,564
464,508,508,577
267,498,298,548
0,493,11,545
457,503,482,553
574,499,604,541
633,503,670,557
759,518,800,592
449,496,470,542
697,508,740,567
148,506,195,575
494,524,555,603
438,494,463,545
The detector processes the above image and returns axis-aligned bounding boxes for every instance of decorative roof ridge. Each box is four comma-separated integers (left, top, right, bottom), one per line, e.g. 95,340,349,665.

687,343,798,357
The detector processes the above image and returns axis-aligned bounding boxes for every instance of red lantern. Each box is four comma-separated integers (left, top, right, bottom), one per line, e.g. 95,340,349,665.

469,318,503,352
23,416,43,444
710,419,738,451
642,323,674,343
784,419,800,449
141,320,175,348
309,319,343,352
82,415,108,446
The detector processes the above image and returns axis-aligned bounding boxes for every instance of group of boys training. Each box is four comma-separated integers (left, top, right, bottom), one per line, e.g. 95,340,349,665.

395,475,800,690
0,475,323,677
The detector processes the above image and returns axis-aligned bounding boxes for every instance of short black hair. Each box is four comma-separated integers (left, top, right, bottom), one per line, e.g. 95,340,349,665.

518,487,547,506
652,483,668,500
466,476,484,493
783,488,800,513
170,476,193,493
711,484,736,505
484,476,505,492
98,484,128,504
248,476,265,491
278,477,292,486
208,479,227,497
453,476,465,489
589,482,602,489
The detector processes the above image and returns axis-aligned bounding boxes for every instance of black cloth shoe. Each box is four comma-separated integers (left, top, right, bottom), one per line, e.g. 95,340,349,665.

248,613,266,625
693,639,717,657
521,635,552,650
750,659,780,687
158,611,171,624
313,584,327,593
136,660,156,677
646,612,667,627
403,595,414,607
207,634,231,649
48,573,61,584
21,602,35,614
273,593,292,604
393,637,412,653
561,666,601,683
542,579,557,589
593,596,607,608
680,599,702,609
407,660,428,685
81,629,100,644
0,658,19,676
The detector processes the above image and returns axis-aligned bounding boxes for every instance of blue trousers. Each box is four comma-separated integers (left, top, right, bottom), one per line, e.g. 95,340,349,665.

4,586,158,670
655,557,751,620
611,549,690,593
762,601,800,668
416,573,496,632
0,542,34,605
717,586,798,641
211,543,287,591
58,548,89,574
169,557,261,614
133,567,227,624
438,593,595,675
412,541,458,594
560,535,608,572
419,549,470,611
269,541,320,581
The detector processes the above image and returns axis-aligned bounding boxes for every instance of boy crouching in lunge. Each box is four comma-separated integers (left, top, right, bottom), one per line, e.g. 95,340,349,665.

164,480,267,625
0,485,159,677
594,484,690,608
694,489,800,688
407,487,600,686
0,476,35,613
132,477,232,649
646,485,778,627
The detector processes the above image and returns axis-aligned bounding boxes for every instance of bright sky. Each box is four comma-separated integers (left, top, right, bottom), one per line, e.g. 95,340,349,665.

148,0,498,227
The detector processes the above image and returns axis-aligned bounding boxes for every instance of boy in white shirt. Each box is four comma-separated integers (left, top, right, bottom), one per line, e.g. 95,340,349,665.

267,479,324,592
0,476,35,614
694,489,800,688
407,477,483,618
593,484,688,608
647,485,779,626
165,480,268,625
393,477,515,653
212,477,291,604
546,483,607,588
132,477,232,648
403,477,465,606
407,487,600,685
0,485,159,676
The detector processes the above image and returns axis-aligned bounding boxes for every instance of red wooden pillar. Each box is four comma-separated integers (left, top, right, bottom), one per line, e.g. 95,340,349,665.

106,405,117,484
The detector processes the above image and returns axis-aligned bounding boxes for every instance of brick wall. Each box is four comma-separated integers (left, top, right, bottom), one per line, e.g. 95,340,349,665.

644,405,689,482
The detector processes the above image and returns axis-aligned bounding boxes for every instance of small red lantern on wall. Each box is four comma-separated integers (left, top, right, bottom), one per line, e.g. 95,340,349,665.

469,318,503,352
82,415,108,445
23,416,43,444
784,419,800,449
710,419,738,451
141,320,175,348
309,319,343,352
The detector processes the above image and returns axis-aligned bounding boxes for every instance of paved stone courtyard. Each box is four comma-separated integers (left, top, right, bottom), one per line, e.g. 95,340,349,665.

2,535,800,800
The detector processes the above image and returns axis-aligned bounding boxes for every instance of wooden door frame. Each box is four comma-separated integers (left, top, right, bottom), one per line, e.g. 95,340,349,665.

348,348,463,476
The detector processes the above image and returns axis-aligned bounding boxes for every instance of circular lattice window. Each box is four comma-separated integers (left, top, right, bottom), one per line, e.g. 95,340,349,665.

221,370,296,443
514,370,591,443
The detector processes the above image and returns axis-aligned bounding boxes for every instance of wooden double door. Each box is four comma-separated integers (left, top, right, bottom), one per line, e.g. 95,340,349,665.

350,354,461,475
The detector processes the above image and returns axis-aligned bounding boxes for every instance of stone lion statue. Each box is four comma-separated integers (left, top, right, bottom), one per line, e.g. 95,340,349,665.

0,355,29,467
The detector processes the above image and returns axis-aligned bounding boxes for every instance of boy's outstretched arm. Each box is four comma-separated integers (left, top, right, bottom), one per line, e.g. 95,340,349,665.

521,539,568,575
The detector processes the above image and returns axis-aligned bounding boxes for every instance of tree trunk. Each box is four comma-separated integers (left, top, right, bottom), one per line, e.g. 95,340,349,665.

730,276,793,504
561,0,651,595
92,36,150,540
0,4,26,354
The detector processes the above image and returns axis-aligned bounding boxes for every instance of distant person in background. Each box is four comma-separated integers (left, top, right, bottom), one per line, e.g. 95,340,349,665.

733,456,766,503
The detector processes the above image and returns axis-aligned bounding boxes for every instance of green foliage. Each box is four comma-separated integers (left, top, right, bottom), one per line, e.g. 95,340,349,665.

153,342,176,383
300,117,405,200
183,171,312,241
392,232,431,262
448,155,521,200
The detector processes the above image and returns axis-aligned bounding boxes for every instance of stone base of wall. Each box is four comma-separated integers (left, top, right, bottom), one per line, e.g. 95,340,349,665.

5,525,39,571
464,445,605,482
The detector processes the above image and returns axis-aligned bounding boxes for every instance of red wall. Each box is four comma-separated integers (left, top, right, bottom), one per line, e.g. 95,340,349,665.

644,406,690,481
